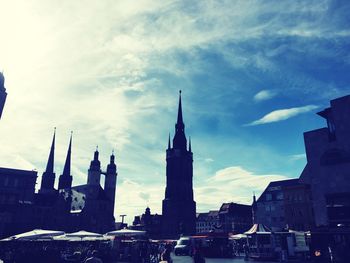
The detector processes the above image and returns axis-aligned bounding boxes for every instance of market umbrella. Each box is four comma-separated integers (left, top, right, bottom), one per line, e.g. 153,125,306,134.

64,230,103,240
1,229,65,241
229,233,247,240
106,228,146,237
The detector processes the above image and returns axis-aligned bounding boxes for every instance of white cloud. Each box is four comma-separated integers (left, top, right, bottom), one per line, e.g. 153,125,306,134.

115,165,290,224
196,166,289,212
290,153,306,161
247,105,319,126
254,90,277,102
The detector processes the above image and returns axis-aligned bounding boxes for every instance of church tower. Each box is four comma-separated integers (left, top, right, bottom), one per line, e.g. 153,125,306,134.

58,133,73,190
104,151,117,215
40,129,56,193
87,147,101,186
162,91,196,238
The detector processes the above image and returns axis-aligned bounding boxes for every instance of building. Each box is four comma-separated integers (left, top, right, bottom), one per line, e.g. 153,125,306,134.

0,130,118,237
196,210,220,234
0,72,7,119
255,179,314,231
162,91,196,238
218,202,252,234
132,207,162,239
283,182,314,231
300,95,350,227
0,167,37,238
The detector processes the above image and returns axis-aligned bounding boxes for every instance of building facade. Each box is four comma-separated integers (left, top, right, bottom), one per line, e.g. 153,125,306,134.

162,91,196,238
0,167,37,238
255,179,314,231
196,210,220,234
132,207,162,239
300,95,350,227
218,202,252,234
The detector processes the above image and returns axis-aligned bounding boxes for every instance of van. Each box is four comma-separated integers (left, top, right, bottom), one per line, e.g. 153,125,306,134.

174,237,192,256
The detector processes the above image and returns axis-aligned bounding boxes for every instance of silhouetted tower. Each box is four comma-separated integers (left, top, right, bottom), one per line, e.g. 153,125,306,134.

40,129,56,193
104,151,117,213
252,193,257,224
58,133,73,190
162,91,196,238
87,147,101,186
0,72,7,119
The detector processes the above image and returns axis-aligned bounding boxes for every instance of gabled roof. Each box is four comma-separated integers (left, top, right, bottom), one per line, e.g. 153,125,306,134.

257,178,300,202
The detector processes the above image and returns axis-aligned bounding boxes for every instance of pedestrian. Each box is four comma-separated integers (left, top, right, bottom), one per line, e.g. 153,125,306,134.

192,247,205,263
84,250,103,263
160,246,172,263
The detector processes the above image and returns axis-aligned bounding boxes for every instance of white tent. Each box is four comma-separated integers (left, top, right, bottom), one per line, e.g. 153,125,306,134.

229,233,247,240
106,228,146,237
244,224,271,234
1,229,65,241
53,230,105,241
65,230,103,238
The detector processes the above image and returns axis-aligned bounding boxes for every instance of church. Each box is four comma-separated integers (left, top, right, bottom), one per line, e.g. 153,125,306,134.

35,131,118,234
0,129,118,238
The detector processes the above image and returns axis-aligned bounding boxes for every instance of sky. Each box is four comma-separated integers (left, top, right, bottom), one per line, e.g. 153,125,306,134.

0,0,350,224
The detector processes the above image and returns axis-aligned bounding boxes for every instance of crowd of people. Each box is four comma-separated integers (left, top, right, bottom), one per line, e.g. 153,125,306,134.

0,239,206,263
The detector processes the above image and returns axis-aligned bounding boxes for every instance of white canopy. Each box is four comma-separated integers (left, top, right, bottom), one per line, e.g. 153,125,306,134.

244,224,271,234
53,231,104,241
106,228,146,237
229,233,247,240
1,229,65,241
65,230,103,238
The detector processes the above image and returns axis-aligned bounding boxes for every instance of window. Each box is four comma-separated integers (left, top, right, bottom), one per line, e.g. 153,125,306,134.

266,194,272,201
276,192,283,200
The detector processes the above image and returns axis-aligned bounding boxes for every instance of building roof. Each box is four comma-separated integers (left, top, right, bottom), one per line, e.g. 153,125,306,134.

0,167,37,177
257,178,300,202
219,202,251,214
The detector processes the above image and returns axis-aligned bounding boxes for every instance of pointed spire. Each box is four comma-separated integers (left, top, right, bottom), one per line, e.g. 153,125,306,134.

173,90,187,150
45,127,56,173
94,145,99,160
110,149,115,163
189,136,192,152
63,132,72,176
177,90,184,126
168,133,171,149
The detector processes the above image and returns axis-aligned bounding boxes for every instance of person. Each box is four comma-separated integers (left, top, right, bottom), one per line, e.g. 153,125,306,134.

160,246,172,263
192,247,205,263
84,250,103,263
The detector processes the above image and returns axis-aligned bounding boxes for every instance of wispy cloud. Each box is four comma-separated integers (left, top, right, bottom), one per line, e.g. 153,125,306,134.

254,90,277,102
196,166,290,212
247,105,319,126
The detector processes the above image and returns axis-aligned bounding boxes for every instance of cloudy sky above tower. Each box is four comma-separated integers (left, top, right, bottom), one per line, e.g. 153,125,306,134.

1,0,350,223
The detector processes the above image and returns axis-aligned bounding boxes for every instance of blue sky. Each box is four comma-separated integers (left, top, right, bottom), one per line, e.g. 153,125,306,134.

0,0,350,223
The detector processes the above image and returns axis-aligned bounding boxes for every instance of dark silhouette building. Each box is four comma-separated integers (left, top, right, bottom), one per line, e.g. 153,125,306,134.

162,91,196,238
0,72,7,119
0,167,37,238
218,202,252,234
132,207,162,239
0,130,118,237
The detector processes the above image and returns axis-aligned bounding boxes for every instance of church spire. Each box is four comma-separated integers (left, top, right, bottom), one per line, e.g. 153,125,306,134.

168,133,171,149
45,128,56,174
63,132,72,176
58,132,73,190
177,90,184,127
173,90,187,150
40,128,57,193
